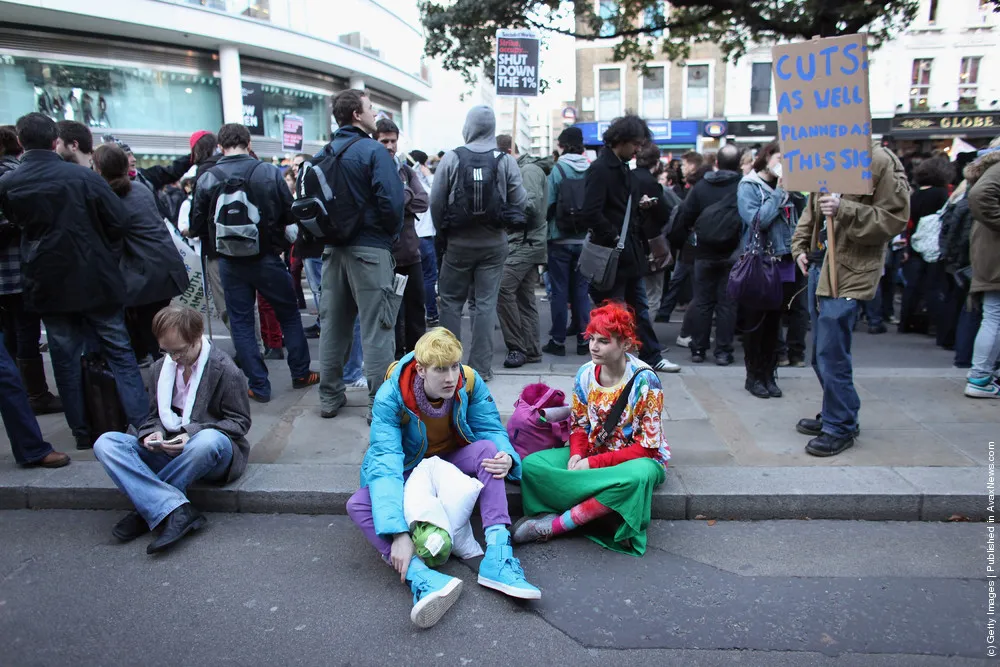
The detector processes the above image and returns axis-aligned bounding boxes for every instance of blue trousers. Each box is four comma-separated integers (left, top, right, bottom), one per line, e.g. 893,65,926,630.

815,294,861,439
547,243,591,345
0,332,54,464
419,237,439,321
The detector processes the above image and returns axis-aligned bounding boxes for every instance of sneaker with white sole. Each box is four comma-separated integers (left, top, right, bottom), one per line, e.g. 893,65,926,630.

512,514,558,544
676,335,692,348
346,378,368,390
407,568,463,628
478,537,541,600
965,376,1000,399
652,357,681,373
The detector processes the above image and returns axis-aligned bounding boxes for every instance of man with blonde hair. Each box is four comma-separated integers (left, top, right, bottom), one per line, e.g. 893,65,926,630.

346,327,540,628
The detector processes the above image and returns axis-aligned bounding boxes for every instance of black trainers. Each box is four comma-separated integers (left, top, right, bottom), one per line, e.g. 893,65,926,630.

869,323,887,334
503,350,527,368
714,353,734,366
542,340,566,356
303,324,320,339
690,350,706,364
577,341,590,356
805,432,855,457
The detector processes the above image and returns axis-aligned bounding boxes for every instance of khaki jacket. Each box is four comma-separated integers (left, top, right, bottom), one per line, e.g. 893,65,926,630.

966,151,1000,294
790,146,910,301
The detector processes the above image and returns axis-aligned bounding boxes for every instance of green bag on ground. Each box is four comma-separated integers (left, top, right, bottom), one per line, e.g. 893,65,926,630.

520,446,665,556
411,521,453,567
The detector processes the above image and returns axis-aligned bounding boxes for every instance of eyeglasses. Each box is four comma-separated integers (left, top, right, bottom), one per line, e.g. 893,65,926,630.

159,343,193,360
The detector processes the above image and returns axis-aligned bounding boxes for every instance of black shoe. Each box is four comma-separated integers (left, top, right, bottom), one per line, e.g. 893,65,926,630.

868,323,887,335
146,504,206,554
304,324,321,339
542,340,566,356
503,350,526,368
714,353,734,366
112,511,150,542
765,376,782,398
577,341,590,356
746,377,770,399
263,347,284,361
805,432,855,457
690,351,705,364
525,354,542,364
654,313,670,323
788,356,806,368
796,414,823,436
75,435,93,450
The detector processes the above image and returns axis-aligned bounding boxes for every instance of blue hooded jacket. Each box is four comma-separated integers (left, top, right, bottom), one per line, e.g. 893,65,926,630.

360,352,522,538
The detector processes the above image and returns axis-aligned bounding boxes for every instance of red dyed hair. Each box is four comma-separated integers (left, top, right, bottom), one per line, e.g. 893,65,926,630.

585,301,639,350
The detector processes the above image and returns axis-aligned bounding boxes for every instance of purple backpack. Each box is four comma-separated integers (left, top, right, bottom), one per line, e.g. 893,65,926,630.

507,385,573,460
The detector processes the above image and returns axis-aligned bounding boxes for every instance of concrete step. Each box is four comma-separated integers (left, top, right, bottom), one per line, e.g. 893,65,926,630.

0,461,985,522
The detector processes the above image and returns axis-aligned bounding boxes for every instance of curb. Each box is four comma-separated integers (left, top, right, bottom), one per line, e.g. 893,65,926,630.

0,462,986,521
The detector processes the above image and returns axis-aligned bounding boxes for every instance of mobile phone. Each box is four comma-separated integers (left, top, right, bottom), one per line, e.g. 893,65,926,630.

161,435,185,445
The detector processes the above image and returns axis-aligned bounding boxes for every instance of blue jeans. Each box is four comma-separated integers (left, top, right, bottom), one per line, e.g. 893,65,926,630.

94,429,233,528
816,295,861,439
861,284,883,328
955,298,982,367
344,317,364,384
220,254,311,399
419,237,439,321
969,291,1000,382
43,307,149,441
657,260,692,321
547,243,591,345
304,257,323,322
0,332,53,464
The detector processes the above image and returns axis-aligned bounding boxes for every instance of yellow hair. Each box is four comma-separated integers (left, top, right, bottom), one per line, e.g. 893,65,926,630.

414,327,463,368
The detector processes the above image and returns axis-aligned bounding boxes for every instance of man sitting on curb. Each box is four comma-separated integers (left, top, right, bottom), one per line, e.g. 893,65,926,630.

94,304,251,554
346,327,540,629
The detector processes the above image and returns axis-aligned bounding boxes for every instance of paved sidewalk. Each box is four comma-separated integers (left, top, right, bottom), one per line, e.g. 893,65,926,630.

0,308,993,520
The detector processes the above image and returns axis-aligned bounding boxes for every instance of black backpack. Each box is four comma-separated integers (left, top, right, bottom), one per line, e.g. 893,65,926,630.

292,136,364,245
443,147,508,231
694,190,742,251
554,162,587,234
209,160,265,258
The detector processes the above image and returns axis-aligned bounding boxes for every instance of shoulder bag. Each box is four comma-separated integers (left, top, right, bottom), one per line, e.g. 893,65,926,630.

594,367,651,448
577,193,632,293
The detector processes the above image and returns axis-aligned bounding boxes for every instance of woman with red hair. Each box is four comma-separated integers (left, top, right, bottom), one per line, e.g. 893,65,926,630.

513,302,669,555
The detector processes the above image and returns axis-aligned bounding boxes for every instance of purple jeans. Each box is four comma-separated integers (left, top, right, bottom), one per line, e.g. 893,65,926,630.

347,439,512,559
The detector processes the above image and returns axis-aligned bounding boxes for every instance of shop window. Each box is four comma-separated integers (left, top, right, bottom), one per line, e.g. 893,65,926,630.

909,59,932,112
641,66,665,119
750,62,772,115
244,82,330,143
597,67,622,120
959,56,981,110
0,55,222,133
685,64,710,119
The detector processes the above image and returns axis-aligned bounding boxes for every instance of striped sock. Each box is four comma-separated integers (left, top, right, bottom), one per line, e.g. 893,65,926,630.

550,510,577,536
550,498,613,536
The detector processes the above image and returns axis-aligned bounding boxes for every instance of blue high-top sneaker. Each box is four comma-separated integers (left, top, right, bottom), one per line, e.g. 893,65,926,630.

965,375,1000,399
477,526,541,600
405,557,463,628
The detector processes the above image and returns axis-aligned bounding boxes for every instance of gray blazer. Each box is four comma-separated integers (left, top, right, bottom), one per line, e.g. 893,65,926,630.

131,345,252,483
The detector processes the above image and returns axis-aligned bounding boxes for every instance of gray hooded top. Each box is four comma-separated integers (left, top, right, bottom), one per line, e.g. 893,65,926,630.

429,106,528,248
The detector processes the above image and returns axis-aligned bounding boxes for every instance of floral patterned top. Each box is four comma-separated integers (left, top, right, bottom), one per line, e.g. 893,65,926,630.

570,354,670,467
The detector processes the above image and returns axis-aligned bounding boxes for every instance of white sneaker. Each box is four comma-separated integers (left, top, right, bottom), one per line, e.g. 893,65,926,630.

676,335,692,348
346,378,368,390
652,358,681,373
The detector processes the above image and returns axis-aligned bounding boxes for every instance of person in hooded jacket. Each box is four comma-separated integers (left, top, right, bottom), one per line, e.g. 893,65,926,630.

431,106,528,382
543,126,592,357
580,114,679,373
92,143,189,364
497,134,551,368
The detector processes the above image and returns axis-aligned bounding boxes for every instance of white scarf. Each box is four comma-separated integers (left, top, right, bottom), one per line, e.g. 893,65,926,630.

157,337,211,433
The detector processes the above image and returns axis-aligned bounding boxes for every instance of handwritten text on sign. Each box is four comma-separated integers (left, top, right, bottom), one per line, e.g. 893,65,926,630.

772,34,873,195
495,29,540,98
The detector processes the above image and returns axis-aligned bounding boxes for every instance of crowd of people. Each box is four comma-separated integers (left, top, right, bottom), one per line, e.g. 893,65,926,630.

1,89,999,624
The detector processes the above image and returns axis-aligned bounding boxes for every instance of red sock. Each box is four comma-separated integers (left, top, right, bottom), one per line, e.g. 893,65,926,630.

551,497,613,535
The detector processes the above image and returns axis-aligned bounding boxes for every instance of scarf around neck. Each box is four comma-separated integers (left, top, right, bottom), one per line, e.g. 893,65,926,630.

414,374,453,419
157,337,211,433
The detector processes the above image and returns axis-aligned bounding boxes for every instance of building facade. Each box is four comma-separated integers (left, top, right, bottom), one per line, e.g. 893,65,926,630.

0,0,431,162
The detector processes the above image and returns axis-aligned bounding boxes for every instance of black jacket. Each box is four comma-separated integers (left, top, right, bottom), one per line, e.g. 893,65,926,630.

119,183,190,307
940,194,972,276
136,155,191,220
393,162,429,267
0,150,129,313
190,153,294,260
580,148,646,278
632,167,672,243
671,169,742,261
313,126,404,251
0,155,18,237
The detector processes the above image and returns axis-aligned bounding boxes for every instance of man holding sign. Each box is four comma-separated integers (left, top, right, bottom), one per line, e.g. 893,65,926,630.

775,35,909,457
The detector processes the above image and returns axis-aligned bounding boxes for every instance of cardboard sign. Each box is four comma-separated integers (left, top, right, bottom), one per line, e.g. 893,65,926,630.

282,114,304,152
772,34,873,195
495,29,540,98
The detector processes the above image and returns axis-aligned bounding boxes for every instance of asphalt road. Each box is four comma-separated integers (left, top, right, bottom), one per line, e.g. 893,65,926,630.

0,511,990,666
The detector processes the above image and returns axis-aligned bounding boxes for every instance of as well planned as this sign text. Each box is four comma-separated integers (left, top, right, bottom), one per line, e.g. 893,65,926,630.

772,34,874,195
495,29,540,98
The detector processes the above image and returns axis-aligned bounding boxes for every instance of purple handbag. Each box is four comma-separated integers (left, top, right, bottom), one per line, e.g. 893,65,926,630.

727,212,783,311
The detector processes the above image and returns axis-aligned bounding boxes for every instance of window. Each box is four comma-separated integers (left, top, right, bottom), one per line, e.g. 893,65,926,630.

750,62,772,115
598,67,622,120
959,56,981,110
928,0,939,23
909,59,932,111
641,66,666,119
598,1,617,37
685,64,710,118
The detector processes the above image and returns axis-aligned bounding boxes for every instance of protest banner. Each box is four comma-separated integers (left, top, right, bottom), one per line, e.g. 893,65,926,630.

282,114,304,152
495,29,540,98
772,34,873,196
165,221,219,330
772,34,874,297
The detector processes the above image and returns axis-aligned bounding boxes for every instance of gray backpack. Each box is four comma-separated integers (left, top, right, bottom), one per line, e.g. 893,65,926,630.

210,161,264,258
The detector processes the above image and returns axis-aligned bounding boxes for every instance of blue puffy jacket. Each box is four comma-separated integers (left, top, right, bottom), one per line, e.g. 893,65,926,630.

360,353,522,538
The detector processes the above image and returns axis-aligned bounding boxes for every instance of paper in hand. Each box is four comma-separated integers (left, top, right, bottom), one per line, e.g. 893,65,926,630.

393,273,408,296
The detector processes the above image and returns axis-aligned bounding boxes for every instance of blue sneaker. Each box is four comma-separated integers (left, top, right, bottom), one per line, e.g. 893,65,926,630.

478,538,541,600
965,376,1000,399
407,567,463,628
